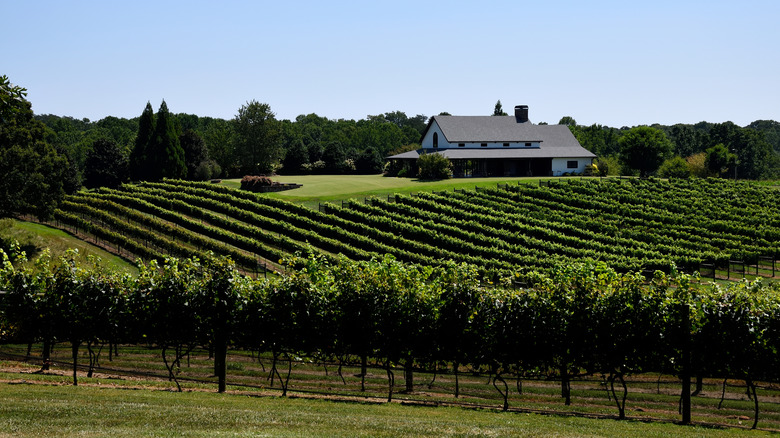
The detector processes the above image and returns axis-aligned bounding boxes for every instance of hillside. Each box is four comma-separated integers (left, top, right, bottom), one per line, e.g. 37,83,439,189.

46,177,780,280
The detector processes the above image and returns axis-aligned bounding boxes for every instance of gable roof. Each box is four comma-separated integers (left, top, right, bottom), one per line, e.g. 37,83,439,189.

425,115,543,143
392,115,595,160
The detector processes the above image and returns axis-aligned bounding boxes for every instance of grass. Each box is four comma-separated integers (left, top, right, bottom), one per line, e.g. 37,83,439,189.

3,344,780,434
221,174,565,209
0,218,137,274
0,379,771,437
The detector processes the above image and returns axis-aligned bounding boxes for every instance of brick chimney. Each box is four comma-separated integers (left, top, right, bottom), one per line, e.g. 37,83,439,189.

514,105,529,123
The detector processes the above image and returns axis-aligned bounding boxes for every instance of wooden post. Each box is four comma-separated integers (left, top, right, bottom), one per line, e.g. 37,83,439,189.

681,303,691,424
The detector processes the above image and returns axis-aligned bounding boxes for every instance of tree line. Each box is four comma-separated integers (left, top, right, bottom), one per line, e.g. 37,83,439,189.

3,73,780,221
2,247,780,426
35,101,427,187
561,117,780,179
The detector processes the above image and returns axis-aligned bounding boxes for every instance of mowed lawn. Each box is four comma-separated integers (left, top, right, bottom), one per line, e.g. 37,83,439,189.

221,174,562,208
0,381,769,438
0,219,137,273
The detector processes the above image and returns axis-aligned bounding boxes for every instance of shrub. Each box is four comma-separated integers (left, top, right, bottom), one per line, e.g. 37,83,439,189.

686,152,711,178
417,153,452,180
658,156,691,179
240,175,274,191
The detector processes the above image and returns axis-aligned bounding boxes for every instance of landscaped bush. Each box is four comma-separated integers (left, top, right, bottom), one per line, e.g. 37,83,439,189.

417,153,452,180
240,175,274,191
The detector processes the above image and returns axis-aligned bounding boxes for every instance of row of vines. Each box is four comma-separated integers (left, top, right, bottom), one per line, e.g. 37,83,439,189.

2,248,780,427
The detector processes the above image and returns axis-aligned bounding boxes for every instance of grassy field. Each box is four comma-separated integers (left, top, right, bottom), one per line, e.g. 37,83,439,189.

3,343,780,434
221,174,562,209
0,218,137,273
0,375,772,437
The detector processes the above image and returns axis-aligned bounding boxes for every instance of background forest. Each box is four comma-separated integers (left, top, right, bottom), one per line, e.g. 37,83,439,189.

3,69,779,222
34,102,780,187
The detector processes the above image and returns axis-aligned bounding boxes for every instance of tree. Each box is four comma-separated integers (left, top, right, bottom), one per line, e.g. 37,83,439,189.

232,100,282,175
0,76,68,219
129,102,155,181
179,129,209,179
493,100,507,116
558,116,577,127
618,126,673,177
705,143,735,178
148,100,186,180
322,141,347,173
355,147,384,174
202,119,233,178
281,140,309,174
83,138,129,188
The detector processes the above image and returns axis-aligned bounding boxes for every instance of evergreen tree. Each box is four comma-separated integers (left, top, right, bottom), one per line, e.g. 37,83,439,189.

493,100,507,116
129,102,154,180
149,100,186,180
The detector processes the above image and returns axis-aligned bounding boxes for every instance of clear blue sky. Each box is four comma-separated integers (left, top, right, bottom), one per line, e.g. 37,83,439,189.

4,0,778,127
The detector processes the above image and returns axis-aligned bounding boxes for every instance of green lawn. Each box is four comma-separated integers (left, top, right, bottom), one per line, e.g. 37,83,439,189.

0,381,768,438
222,174,568,209
0,218,137,273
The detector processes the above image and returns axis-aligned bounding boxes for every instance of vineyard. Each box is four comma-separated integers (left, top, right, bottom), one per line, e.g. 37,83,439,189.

48,177,780,280
3,250,780,430
5,177,780,430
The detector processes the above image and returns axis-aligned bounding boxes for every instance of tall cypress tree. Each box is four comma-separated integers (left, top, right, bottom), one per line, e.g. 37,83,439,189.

149,100,186,180
129,102,155,181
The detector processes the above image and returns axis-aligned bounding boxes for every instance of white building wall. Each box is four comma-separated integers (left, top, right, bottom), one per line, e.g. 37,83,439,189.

421,121,453,149
551,158,591,175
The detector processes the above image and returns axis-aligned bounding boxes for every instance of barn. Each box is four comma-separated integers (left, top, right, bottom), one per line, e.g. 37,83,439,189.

388,105,596,177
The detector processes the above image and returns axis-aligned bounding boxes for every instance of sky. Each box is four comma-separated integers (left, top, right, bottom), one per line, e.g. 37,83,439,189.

4,0,779,127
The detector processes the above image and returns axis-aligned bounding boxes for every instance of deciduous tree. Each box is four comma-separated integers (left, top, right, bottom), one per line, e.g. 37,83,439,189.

618,126,673,177
233,100,282,175
83,138,129,188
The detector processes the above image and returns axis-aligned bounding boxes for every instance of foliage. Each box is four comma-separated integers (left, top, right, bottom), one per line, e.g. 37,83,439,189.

355,147,384,174
83,138,129,189
657,155,691,179
492,100,507,116
705,143,735,178
619,126,674,177
417,152,452,180
179,129,210,179
148,101,186,180
686,152,710,178
240,175,274,190
3,246,780,424
129,102,155,181
0,76,69,219
232,100,282,175
281,140,309,174
593,155,620,176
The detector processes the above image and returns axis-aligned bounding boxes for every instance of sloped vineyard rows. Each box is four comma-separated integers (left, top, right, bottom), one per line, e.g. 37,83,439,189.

51,178,780,279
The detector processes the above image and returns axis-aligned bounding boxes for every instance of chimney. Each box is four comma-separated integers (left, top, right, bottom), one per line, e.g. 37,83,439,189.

514,105,529,123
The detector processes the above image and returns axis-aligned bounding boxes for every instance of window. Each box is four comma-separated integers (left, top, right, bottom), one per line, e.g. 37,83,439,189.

567,160,578,169
458,143,465,147
525,142,532,147
503,142,510,147
481,143,487,147
433,132,438,148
